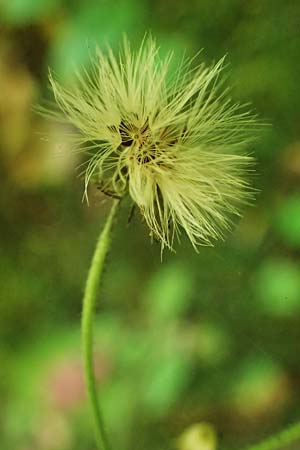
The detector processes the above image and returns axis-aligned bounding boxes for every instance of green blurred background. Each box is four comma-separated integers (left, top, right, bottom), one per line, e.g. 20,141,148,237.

0,0,299,449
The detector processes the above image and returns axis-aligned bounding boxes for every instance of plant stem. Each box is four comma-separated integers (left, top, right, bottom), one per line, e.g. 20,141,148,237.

244,422,300,450
81,199,120,450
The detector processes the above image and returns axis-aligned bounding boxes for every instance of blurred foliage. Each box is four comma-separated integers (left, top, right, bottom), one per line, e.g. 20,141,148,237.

0,0,299,449
177,422,217,450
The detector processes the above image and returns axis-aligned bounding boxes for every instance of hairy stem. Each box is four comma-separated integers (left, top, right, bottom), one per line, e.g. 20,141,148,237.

244,422,300,450
81,199,120,450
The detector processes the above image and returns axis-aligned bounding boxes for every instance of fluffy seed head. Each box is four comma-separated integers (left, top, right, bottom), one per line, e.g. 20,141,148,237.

47,36,259,252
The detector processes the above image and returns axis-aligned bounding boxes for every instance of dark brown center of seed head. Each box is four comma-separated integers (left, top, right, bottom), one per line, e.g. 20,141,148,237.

119,119,134,147
118,118,150,148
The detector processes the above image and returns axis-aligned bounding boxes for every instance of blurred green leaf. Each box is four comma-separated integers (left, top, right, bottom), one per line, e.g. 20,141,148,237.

144,349,191,416
196,322,231,364
254,259,300,316
144,263,194,323
230,355,285,415
50,0,145,78
274,195,300,247
1,0,60,24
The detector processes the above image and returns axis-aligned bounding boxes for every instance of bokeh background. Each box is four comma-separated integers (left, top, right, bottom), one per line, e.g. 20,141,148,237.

0,0,300,449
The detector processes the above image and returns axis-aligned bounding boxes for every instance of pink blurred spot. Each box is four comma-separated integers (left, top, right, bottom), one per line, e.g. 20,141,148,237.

47,352,112,411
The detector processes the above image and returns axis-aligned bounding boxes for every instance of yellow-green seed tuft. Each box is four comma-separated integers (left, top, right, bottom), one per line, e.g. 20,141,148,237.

48,36,259,252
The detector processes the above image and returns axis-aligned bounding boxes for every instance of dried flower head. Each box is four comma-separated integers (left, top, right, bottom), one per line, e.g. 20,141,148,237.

48,36,258,251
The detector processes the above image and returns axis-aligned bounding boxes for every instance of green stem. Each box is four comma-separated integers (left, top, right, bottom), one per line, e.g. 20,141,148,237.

244,422,300,450
81,199,120,450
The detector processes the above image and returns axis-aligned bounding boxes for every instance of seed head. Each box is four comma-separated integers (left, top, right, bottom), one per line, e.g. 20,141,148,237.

48,36,258,251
